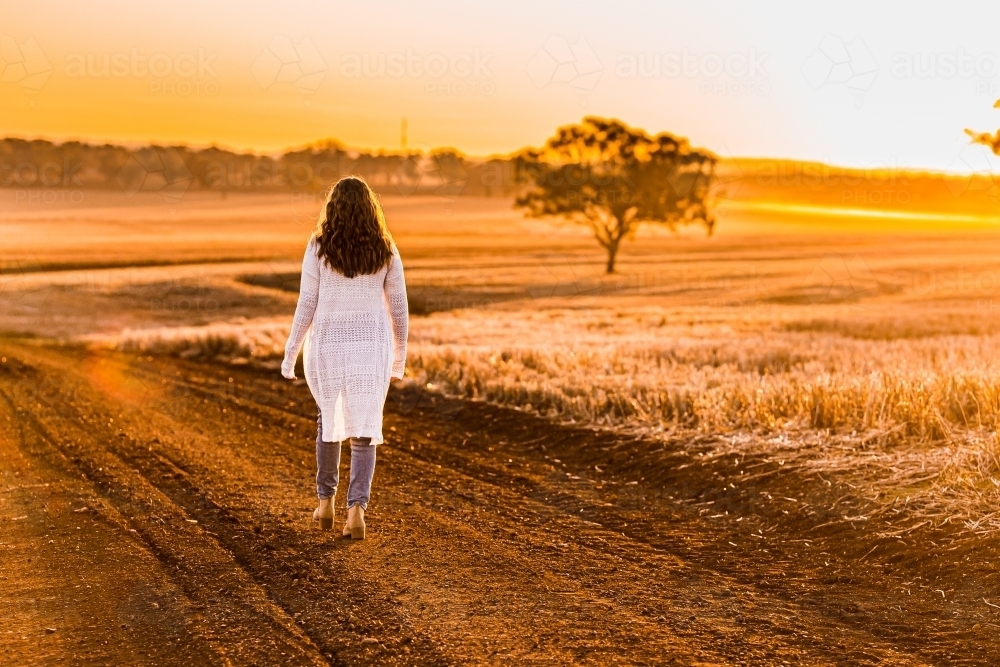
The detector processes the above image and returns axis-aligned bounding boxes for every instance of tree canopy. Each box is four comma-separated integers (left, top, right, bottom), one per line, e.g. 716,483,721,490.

514,117,716,273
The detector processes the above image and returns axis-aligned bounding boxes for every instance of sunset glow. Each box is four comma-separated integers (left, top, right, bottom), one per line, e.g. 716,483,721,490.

8,4,1000,663
5,0,1000,171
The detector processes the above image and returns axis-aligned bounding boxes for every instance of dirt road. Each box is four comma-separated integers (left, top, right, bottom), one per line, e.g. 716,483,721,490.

2,340,997,665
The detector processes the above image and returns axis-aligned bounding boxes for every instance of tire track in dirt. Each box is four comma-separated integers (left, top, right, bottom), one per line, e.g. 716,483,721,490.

140,353,975,664
0,346,481,666
0,394,222,665
106,439,452,666
37,348,719,665
385,399,997,665
97,348,902,664
131,354,968,664
1,355,332,665
1,341,992,664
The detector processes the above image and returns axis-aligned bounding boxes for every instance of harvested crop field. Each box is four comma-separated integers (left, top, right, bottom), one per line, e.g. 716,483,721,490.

5,191,1000,664
4,341,1000,665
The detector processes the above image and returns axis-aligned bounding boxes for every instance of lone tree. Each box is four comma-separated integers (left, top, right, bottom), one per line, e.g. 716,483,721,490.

967,99,1000,159
514,117,717,273
962,100,1000,202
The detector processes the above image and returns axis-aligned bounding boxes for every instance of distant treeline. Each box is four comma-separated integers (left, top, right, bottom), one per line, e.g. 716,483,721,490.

0,137,524,198
8,136,986,214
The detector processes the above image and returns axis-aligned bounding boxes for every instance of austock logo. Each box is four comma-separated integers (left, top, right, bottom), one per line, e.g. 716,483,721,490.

62,47,220,97
2,157,86,205
392,153,468,197
805,254,879,306
2,158,83,188
525,251,601,301
706,145,744,203
527,34,602,96
113,581,187,637
388,378,464,435
615,47,770,97
0,35,52,94
116,147,194,203
2,359,85,407
251,36,327,94
339,48,494,79
944,141,1000,201
801,34,878,106
0,253,57,321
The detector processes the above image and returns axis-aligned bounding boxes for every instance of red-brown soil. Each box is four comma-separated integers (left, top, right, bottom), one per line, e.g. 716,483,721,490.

2,339,998,665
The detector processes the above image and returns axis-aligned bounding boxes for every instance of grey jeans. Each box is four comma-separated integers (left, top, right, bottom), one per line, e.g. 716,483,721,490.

315,411,377,509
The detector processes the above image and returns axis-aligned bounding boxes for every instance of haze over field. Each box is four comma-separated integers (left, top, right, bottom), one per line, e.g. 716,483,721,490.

8,2,1000,665
6,0,1000,171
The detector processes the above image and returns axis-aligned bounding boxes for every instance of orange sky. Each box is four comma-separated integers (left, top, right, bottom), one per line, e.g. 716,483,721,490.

4,1,1000,172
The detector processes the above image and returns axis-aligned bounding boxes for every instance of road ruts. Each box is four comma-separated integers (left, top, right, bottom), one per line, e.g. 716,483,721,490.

2,340,992,665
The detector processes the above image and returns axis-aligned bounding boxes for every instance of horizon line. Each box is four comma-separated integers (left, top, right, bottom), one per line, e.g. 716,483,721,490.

1,132,990,178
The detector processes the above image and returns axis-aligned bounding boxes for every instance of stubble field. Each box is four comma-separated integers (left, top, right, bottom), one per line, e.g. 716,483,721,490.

5,185,1000,664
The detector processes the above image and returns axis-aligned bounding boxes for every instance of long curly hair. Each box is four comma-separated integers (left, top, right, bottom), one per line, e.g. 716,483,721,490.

314,176,395,278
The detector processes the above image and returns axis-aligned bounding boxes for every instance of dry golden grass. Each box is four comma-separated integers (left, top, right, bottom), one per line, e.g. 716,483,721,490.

111,318,290,363
403,305,1000,534
109,304,1000,533
8,190,1000,535
405,309,1000,437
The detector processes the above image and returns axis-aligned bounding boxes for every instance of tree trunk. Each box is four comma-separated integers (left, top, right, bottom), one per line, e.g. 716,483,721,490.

605,241,619,274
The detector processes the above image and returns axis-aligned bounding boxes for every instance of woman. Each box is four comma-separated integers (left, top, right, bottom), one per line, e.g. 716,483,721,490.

281,176,408,539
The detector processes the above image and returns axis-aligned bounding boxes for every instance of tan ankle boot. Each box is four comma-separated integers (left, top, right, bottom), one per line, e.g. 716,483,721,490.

313,497,334,530
343,504,365,539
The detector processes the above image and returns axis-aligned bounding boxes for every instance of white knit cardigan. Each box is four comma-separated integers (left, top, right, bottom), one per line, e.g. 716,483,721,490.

281,238,408,444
